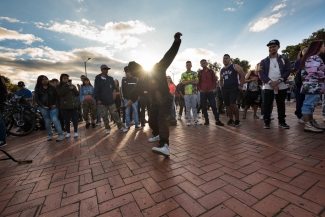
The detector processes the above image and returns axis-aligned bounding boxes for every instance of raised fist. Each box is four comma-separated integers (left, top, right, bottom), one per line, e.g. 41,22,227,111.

174,32,182,42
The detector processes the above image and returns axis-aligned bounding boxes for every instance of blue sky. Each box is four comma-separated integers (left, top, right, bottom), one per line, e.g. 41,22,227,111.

0,0,324,89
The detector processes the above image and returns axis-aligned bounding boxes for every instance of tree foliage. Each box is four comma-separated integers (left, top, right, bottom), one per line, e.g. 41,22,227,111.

1,75,19,93
230,58,251,74
207,60,222,74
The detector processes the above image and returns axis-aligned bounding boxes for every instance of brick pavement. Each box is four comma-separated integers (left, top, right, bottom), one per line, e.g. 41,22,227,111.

0,103,325,217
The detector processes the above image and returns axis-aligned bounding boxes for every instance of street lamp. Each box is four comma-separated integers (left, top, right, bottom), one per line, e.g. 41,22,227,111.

84,58,91,77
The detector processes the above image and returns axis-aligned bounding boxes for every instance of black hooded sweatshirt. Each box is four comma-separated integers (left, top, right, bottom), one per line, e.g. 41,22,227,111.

129,40,181,103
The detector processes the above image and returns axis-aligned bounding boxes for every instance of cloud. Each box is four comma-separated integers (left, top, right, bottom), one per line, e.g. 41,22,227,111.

224,8,236,12
81,18,94,25
249,11,286,32
272,3,286,11
35,19,155,49
76,7,87,12
78,0,83,2
0,16,21,23
0,27,43,44
235,0,244,6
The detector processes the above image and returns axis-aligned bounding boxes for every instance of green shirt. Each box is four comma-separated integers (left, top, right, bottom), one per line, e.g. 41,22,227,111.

181,71,198,95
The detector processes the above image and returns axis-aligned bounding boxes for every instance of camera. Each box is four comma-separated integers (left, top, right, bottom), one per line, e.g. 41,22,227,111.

68,79,72,83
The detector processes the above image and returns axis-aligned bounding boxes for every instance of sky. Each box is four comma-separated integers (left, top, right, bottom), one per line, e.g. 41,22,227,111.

0,0,325,89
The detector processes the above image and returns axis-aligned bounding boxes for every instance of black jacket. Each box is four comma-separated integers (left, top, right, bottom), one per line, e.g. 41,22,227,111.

0,77,8,105
94,74,116,106
56,83,79,109
129,40,181,103
121,77,138,100
34,85,59,107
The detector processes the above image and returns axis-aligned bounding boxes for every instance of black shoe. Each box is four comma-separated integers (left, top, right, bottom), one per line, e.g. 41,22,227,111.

233,120,241,127
92,123,96,128
264,123,270,129
204,120,209,125
215,121,224,126
227,119,234,126
141,123,145,127
0,141,7,148
86,123,90,129
278,122,290,129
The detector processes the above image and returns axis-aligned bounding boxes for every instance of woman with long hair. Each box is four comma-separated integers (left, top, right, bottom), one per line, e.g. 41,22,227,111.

299,40,325,132
294,46,308,123
56,74,80,138
80,77,96,128
34,75,64,141
242,70,261,119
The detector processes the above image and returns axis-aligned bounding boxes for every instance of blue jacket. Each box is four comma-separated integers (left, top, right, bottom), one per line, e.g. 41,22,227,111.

258,55,291,84
79,85,95,102
94,74,116,106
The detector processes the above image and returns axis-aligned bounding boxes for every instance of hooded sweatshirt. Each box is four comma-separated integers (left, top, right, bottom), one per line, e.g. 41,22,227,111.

129,40,181,103
94,74,116,106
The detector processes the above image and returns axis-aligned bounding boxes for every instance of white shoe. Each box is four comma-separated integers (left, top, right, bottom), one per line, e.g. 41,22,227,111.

260,115,264,120
177,115,181,120
194,120,202,125
119,127,128,133
105,129,110,134
247,109,250,112
270,115,274,120
151,144,170,156
96,122,101,126
187,121,191,126
56,135,65,141
74,132,78,138
148,135,159,143
240,108,244,112
130,121,135,125
197,114,201,118
65,133,71,138
297,118,305,124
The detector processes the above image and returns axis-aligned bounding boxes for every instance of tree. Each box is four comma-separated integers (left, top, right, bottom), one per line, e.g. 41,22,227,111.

207,60,222,74
230,58,251,74
1,75,19,93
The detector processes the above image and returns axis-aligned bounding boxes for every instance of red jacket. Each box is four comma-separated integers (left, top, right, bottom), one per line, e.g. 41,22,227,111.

197,69,216,93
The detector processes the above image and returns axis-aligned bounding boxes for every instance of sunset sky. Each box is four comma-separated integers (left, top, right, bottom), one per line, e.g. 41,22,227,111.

1,0,324,89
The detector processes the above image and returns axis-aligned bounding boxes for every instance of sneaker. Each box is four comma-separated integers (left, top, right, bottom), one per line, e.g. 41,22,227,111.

130,121,135,125
65,133,71,138
254,115,259,119
297,118,305,124
240,108,244,112
96,122,101,126
305,121,324,133
311,119,325,130
227,119,234,126
177,114,181,120
247,109,251,112
0,141,7,148
135,125,142,130
148,135,160,143
194,120,202,125
56,135,65,141
270,114,274,120
86,123,90,129
74,132,78,138
92,123,96,128
233,120,241,127
264,123,270,129
105,129,110,134
119,127,128,133
197,114,201,118
47,135,53,141
260,115,264,120
215,121,224,126
187,121,191,126
151,144,170,157
204,120,209,125
278,122,290,129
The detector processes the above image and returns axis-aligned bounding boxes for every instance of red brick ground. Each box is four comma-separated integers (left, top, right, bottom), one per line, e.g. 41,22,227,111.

0,103,325,216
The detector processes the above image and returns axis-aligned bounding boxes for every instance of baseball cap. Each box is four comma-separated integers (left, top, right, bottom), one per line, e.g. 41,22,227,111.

18,81,25,87
267,39,280,47
100,64,111,70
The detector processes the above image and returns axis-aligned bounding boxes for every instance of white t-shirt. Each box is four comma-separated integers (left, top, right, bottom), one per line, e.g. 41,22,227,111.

263,58,287,90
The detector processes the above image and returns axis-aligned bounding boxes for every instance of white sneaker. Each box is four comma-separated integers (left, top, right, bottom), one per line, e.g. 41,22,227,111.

151,144,170,156
187,121,191,126
297,118,305,124
56,135,65,141
65,133,71,138
106,129,110,134
260,115,264,120
270,114,274,120
119,127,128,133
130,121,135,125
194,120,202,125
96,122,101,126
177,115,181,120
197,114,201,118
74,132,78,138
240,108,244,112
148,135,159,143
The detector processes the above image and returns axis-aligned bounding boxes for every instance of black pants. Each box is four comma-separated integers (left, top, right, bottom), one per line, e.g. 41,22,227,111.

149,93,173,147
140,94,151,125
178,97,186,116
263,89,287,124
58,109,65,130
200,91,219,122
61,108,78,133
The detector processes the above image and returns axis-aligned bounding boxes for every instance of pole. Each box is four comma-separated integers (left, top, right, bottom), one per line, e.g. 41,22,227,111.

84,62,87,77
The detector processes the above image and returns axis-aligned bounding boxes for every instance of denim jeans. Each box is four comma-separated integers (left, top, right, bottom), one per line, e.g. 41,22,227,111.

124,100,139,127
0,113,6,143
200,91,220,122
302,94,320,115
39,107,63,136
294,87,305,119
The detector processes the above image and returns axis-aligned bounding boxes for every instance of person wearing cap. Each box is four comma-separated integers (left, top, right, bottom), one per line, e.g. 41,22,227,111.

258,39,291,129
94,64,128,134
115,32,182,157
16,81,33,103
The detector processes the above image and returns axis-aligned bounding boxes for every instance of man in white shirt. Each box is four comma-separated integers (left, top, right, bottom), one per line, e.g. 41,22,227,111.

258,40,291,129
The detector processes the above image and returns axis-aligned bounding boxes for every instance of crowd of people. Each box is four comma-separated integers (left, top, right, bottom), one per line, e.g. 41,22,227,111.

0,33,325,157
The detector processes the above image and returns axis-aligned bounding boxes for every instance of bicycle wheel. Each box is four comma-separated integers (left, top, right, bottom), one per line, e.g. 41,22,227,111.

5,110,36,136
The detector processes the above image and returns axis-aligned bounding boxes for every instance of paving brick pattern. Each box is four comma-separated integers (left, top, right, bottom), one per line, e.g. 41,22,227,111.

1,104,325,216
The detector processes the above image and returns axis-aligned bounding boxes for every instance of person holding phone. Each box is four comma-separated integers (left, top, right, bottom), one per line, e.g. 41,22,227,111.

34,75,64,141
56,74,80,138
